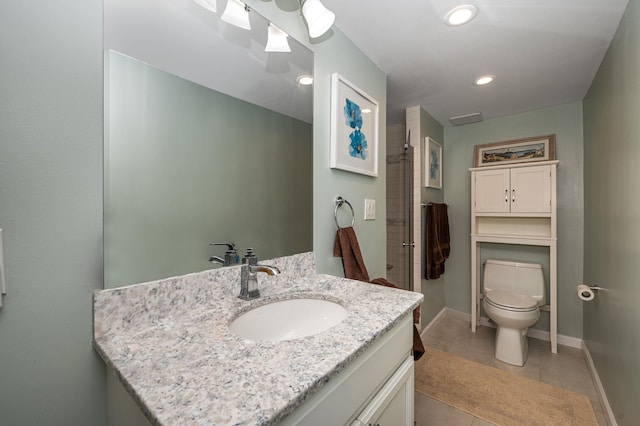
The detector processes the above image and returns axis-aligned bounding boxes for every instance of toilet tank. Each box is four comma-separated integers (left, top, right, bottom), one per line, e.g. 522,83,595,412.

483,259,546,305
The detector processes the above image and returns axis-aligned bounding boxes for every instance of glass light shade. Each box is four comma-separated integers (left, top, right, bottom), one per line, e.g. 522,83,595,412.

221,0,251,30
297,75,313,86
444,5,477,26
192,0,217,13
474,75,495,86
301,0,335,38
265,23,291,52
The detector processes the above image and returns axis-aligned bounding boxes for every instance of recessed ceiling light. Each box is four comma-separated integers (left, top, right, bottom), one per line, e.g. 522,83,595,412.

444,5,478,27
297,75,314,86
474,75,495,86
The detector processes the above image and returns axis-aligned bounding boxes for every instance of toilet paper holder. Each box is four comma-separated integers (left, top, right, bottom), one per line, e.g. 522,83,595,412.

577,284,609,302
586,285,607,292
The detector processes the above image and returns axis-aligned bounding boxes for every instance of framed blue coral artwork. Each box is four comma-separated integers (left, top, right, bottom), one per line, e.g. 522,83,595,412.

424,137,442,188
330,73,379,177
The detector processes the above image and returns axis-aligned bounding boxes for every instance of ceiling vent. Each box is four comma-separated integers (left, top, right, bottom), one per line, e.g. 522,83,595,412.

449,112,483,126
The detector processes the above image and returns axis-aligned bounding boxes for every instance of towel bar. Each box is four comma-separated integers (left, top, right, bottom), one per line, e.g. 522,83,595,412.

334,196,355,229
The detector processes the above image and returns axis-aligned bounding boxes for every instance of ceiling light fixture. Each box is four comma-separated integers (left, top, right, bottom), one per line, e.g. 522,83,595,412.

297,75,314,86
265,23,291,52
192,0,217,13
300,0,336,38
221,0,251,30
444,5,478,27
474,75,495,86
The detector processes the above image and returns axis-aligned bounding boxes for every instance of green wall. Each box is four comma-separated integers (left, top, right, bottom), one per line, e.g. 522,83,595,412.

419,108,446,327
105,51,312,288
583,0,640,422
249,3,388,279
0,0,106,424
444,102,585,338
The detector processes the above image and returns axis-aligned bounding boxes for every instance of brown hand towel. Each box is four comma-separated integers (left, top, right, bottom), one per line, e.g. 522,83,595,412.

333,226,370,282
425,203,450,280
334,227,425,361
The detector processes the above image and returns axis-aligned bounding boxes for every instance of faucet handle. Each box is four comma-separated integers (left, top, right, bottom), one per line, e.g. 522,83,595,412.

243,248,257,265
210,242,237,251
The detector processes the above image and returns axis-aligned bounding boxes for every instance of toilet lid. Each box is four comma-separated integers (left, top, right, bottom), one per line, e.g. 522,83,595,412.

485,290,538,312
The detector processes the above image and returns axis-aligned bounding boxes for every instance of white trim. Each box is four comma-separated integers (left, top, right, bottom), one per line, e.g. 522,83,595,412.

526,327,582,349
433,307,583,349
582,342,618,426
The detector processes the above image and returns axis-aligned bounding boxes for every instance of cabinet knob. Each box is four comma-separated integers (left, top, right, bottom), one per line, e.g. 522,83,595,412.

512,189,516,203
505,189,508,202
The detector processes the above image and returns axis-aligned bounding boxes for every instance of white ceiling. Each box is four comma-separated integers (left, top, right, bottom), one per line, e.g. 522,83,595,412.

323,0,629,125
106,0,629,128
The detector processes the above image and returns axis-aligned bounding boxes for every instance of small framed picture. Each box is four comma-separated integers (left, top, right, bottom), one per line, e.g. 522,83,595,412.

424,137,442,189
330,73,379,177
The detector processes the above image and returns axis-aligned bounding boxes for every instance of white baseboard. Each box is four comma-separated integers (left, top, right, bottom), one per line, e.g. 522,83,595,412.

582,342,617,426
421,307,617,426
433,307,583,349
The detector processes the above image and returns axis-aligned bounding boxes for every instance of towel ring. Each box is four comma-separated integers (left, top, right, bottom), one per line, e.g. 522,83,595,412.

334,196,355,229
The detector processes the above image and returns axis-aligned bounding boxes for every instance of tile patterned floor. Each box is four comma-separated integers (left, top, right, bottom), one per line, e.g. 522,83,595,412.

415,313,610,426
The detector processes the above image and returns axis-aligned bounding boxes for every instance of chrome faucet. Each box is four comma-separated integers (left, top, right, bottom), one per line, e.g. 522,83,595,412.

209,255,226,265
239,248,281,300
209,242,240,267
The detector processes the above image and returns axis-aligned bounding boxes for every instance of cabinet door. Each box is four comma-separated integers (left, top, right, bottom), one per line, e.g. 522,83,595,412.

510,165,551,213
474,169,510,213
352,356,414,426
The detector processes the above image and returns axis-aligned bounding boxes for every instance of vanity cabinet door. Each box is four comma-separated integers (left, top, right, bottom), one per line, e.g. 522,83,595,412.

352,356,414,426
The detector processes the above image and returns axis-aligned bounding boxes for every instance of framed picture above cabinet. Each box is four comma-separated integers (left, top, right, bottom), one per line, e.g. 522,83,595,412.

473,134,556,167
424,137,442,188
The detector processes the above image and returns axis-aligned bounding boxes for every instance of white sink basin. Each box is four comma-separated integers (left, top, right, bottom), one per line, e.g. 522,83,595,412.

229,298,348,341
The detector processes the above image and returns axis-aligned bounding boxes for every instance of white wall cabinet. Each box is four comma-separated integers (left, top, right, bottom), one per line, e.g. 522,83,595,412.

475,165,552,214
470,160,559,353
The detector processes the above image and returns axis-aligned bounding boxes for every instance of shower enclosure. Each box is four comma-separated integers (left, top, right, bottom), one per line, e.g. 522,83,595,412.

386,124,414,290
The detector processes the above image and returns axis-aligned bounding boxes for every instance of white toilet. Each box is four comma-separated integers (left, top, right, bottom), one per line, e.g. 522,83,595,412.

482,259,546,366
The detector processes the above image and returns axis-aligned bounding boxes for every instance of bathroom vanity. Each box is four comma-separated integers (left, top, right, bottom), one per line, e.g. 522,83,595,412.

93,253,423,425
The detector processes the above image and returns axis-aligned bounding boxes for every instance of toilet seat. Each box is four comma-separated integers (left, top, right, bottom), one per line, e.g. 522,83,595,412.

484,290,538,312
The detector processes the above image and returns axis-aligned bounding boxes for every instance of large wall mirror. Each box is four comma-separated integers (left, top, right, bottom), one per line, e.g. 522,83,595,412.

104,0,313,288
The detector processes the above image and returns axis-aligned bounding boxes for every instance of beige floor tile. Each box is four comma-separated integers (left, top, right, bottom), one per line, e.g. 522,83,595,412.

539,345,599,402
414,393,474,426
447,326,495,365
422,315,470,352
422,331,455,352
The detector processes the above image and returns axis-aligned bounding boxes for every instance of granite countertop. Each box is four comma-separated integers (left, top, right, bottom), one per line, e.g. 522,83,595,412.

93,253,423,425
